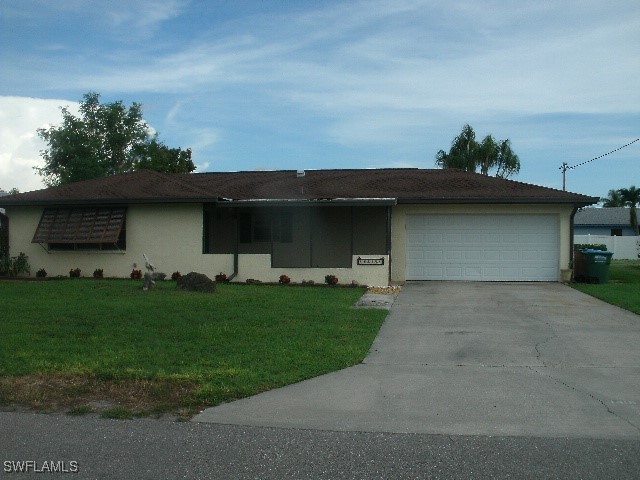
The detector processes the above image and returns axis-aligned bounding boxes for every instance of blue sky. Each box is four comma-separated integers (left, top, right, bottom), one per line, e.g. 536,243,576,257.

1,0,638,199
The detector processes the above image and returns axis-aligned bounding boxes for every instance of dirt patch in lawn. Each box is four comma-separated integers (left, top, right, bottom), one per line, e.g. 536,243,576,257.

0,374,200,420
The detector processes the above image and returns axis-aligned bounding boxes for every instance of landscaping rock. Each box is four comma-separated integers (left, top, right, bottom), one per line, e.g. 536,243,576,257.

176,272,216,293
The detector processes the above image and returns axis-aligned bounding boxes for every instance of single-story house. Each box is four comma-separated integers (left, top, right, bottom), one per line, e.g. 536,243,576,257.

0,168,597,283
574,207,639,236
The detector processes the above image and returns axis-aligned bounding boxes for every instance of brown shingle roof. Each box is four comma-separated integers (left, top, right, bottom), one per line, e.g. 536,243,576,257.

0,168,598,206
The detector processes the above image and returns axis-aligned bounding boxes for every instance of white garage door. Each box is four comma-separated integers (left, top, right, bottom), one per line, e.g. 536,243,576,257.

406,215,559,281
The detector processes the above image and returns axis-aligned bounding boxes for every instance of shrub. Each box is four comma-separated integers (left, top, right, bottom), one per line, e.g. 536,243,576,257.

69,268,81,278
325,274,338,285
575,244,607,251
215,272,228,283
93,268,104,279
171,271,182,281
0,252,30,277
130,269,142,280
279,274,291,284
1,252,31,277
36,268,47,278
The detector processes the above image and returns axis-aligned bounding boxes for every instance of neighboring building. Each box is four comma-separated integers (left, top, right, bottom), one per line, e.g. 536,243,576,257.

0,168,597,283
0,190,7,216
574,207,639,236
0,191,8,257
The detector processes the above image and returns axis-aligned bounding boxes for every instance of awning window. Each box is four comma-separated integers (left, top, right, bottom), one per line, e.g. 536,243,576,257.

32,207,126,244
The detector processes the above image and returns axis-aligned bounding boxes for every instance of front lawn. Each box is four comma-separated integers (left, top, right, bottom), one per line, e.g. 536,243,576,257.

0,280,387,418
571,260,640,315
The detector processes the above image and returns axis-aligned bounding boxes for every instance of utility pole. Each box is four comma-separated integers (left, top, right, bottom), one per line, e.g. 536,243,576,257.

560,138,639,192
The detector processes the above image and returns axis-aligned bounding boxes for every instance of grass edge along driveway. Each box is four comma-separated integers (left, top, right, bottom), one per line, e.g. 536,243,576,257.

571,260,640,316
0,280,387,420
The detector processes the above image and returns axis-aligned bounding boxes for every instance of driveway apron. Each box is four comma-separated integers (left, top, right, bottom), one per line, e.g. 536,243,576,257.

193,282,640,438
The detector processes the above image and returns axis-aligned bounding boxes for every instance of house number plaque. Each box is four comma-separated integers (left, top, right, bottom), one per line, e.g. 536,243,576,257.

357,257,384,266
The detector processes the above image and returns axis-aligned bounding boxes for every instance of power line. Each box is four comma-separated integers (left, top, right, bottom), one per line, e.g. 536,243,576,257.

560,137,639,190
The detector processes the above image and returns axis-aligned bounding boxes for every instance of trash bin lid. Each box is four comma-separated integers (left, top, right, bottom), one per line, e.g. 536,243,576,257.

582,249,613,256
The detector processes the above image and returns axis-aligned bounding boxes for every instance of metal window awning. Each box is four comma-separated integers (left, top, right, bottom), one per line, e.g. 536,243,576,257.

32,207,126,244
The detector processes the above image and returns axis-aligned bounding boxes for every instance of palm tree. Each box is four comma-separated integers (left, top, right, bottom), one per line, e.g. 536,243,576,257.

494,139,520,178
619,186,640,235
435,124,520,178
601,189,625,207
436,124,478,172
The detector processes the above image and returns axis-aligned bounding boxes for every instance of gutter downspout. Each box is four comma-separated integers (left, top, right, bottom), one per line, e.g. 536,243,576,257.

227,216,239,282
387,205,392,285
569,205,580,270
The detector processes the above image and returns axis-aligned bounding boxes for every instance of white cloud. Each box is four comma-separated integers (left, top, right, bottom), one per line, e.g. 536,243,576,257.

0,96,78,192
1,1,638,197
55,0,637,122
104,0,188,34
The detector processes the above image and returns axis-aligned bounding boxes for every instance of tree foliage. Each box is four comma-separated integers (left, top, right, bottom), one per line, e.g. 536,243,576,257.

36,92,195,186
602,185,640,234
435,124,520,178
601,189,625,207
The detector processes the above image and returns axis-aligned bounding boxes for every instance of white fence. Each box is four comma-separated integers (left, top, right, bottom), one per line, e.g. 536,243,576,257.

574,235,639,260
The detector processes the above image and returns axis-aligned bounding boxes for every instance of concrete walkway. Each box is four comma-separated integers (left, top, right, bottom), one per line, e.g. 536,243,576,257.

193,282,640,438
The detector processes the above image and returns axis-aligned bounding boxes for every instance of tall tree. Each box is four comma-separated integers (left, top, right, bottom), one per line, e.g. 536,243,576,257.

131,138,194,174
601,189,626,207
619,186,640,235
602,186,640,234
436,124,521,178
36,92,195,186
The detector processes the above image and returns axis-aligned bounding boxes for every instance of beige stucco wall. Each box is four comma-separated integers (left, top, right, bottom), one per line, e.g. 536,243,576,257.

235,254,389,286
390,204,575,283
5,204,233,278
7,202,574,284
5,204,388,285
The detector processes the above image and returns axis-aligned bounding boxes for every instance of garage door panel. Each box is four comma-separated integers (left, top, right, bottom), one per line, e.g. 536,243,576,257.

500,250,519,261
406,214,559,281
484,267,501,277
446,250,463,260
445,266,463,278
484,250,500,261
522,250,540,261
466,250,482,260
425,233,444,243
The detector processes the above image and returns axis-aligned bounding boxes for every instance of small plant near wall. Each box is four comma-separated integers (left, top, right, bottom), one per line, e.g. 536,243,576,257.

69,268,81,278
1,252,31,277
574,244,607,251
93,268,104,279
215,272,228,283
36,268,47,278
279,274,291,284
171,271,182,281
325,274,338,286
130,269,142,279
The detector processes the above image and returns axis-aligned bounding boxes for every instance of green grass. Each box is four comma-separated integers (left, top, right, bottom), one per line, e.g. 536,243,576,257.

0,280,387,417
572,260,640,315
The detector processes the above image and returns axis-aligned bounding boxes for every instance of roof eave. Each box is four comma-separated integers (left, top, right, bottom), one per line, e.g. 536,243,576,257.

215,198,398,207
2,195,599,208
397,197,599,206
0,197,216,207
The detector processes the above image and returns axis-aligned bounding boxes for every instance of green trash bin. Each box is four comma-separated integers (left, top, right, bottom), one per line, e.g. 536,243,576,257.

581,249,614,284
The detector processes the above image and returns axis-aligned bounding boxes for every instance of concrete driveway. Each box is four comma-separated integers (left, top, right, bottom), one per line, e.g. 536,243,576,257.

194,282,640,438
